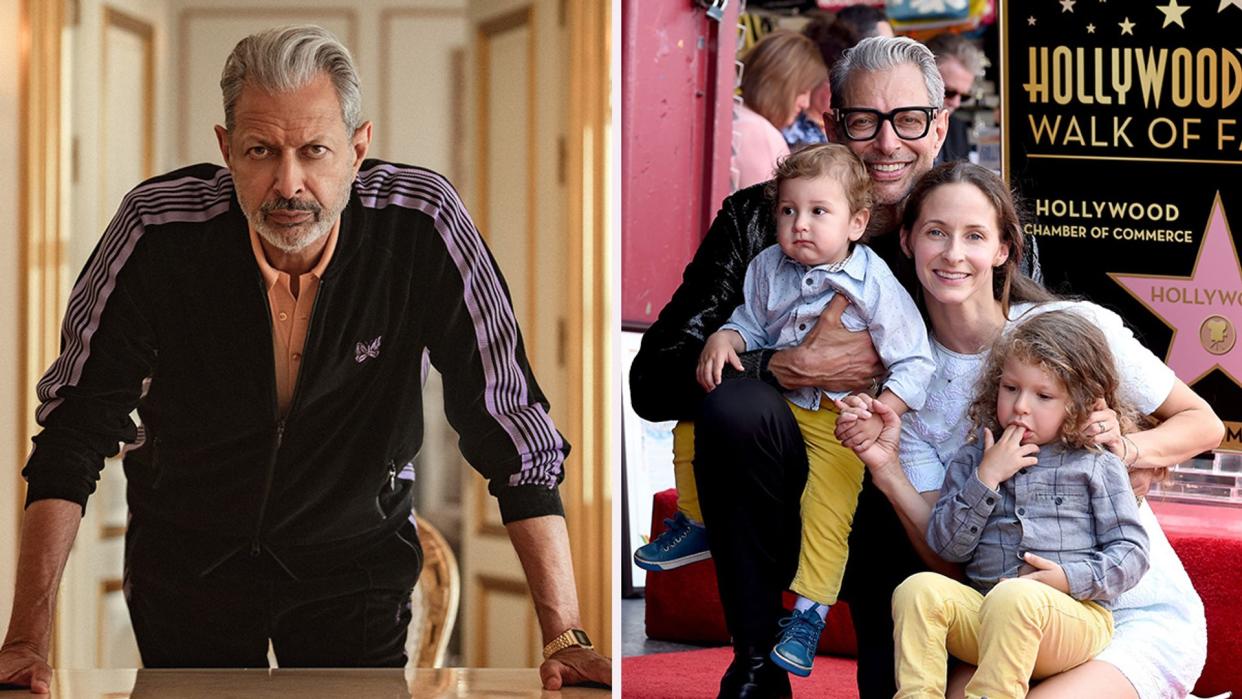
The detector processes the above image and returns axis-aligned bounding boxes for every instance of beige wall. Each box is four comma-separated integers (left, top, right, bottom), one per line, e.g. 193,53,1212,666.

162,0,467,174
0,0,23,632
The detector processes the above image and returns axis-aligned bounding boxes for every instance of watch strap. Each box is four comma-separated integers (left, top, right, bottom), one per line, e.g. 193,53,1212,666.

542,628,593,660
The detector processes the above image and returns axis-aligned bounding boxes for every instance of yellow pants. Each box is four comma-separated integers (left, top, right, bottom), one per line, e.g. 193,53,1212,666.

892,572,1114,699
672,421,701,522
671,401,865,605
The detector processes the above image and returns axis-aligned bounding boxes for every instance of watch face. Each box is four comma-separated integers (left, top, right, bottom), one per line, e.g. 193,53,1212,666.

572,629,592,646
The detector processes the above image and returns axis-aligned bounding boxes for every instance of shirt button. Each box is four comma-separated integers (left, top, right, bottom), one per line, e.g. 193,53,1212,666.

805,278,813,285
292,353,302,362
798,323,807,331
1017,507,1026,516
1055,497,1063,505
278,311,289,321
985,497,994,505
970,525,978,533
1019,469,1028,475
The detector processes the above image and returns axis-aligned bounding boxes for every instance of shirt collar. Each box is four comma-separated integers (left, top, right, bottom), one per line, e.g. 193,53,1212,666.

780,244,867,282
248,223,340,290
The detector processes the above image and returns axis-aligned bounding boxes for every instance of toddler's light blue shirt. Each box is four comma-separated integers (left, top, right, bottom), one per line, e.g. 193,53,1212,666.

720,243,934,411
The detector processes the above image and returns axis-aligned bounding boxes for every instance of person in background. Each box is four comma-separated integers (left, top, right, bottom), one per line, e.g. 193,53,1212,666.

926,32,984,163
782,15,859,150
732,30,827,190
835,5,894,40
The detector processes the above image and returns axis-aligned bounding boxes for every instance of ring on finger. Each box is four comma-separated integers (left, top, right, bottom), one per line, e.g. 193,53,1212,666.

1097,421,1107,435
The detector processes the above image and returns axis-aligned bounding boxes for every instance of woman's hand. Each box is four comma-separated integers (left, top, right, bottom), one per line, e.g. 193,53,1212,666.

1129,468,1158,501
835,394,902,480
1085,398,1124,456
835,393,883,451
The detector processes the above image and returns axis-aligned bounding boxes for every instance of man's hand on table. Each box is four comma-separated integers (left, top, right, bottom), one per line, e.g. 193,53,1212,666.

539,646,611,690
0,641,51,694
767,294,883,393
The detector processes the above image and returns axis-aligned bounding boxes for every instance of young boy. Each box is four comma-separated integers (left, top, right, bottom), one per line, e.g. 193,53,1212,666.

891,309,1150,699
637,144,935,676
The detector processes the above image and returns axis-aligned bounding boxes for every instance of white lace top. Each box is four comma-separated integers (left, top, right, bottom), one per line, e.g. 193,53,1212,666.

898,299,1205,699
898,300,1175,493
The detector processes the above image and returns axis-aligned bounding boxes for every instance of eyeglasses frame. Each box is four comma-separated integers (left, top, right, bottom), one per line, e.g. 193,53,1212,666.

829,106,940,142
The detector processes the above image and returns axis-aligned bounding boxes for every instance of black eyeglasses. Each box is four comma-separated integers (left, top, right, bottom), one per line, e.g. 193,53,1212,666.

831,107,938,141
943,89,972,103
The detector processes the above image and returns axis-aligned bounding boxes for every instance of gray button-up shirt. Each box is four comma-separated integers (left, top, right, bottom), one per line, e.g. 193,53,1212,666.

720,243,934,411
928,437,1149,606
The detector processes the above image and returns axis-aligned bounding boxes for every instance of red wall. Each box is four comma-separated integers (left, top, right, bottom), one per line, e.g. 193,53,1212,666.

621,1,738,328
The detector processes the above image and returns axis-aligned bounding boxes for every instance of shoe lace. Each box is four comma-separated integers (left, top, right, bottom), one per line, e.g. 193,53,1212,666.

777,610,824,647
659,516,692,551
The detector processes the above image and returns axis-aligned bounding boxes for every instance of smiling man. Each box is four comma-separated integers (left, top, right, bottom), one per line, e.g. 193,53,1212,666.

0,25,608,691
828,38,949,216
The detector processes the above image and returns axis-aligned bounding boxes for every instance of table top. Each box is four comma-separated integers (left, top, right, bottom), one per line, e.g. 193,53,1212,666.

0,668,612,698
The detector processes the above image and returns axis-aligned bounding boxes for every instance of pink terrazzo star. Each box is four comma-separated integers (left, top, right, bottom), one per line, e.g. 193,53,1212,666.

1109,194,1242,387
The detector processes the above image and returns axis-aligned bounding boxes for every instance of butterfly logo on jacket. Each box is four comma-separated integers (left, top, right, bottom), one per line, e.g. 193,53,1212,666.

355,335,382,364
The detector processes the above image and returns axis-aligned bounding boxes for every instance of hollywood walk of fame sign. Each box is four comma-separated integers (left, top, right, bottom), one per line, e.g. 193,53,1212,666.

1002,0,1242,451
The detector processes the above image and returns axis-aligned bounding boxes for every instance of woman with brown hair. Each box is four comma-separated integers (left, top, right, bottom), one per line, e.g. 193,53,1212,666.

733,30,827,189
837,162,1223,698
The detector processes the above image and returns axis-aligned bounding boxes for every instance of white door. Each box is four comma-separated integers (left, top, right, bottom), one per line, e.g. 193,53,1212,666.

460,0,570,667
56,1,160,669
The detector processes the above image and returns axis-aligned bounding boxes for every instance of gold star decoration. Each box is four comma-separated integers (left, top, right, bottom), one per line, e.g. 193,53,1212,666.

1060,0,1077,11
1028,15,1038,25
1158,0,1190,27
1119,17,1136,34
1086,23,1096,33
1220,0,1242,10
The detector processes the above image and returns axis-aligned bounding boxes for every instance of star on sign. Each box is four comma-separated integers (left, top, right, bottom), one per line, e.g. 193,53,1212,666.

1028,15,1038,25
1087,23,1096,33
1158,0,1190,27
1060,0,1076,11
1119,17,1136,34
1220,0,1242,12
1109,195,1242,389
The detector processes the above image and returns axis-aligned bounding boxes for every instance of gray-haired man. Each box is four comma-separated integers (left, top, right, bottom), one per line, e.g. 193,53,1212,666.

630,36,951,698
0,25,609,691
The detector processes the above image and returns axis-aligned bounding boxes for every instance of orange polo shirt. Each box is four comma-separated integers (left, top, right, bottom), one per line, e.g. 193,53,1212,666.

248,226,339,416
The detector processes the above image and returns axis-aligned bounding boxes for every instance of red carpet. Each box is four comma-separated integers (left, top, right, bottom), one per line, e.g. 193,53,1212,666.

622,647,860,698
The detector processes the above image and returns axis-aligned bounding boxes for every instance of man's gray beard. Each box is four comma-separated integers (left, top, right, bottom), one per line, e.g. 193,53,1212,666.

244,179,353,254
252,212,335,254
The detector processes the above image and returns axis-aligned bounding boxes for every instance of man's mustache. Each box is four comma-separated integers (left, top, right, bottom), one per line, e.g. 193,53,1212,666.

261,197,321,217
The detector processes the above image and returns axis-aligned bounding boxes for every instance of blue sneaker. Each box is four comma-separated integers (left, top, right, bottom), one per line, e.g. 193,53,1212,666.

633,512,711,571
769,605,826,677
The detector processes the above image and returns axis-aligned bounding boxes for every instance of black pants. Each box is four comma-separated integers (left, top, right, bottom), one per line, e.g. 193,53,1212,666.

124,518,423,668
694,379,926,699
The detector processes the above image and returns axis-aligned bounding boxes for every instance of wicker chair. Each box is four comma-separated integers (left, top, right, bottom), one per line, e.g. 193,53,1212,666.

407,514,461,668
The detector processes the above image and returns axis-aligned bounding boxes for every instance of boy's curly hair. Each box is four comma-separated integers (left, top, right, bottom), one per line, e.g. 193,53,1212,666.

967,309,1141,450
765,143,873,216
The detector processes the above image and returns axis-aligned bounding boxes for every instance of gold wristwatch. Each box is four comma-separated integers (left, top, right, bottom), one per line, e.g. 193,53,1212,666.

542,628,593,660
